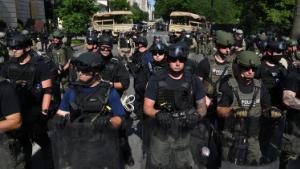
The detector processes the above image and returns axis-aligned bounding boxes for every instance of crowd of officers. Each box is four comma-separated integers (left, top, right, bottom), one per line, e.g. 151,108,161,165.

0,26,299,169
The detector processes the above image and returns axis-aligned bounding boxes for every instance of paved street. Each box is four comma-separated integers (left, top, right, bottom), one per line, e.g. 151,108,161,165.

32,31,169,169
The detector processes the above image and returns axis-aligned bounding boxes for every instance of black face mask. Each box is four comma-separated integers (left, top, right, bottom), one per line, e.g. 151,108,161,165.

269,55,283,63
54,43,61,49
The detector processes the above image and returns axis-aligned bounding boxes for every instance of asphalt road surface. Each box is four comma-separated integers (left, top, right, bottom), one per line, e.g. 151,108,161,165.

32,30,169,169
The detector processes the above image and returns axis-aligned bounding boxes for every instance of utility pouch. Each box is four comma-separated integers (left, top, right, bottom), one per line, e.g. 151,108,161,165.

228,135,248,165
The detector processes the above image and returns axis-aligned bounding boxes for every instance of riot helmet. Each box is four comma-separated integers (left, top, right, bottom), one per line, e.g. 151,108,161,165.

98,35,113,48
136,36,148,47
7,33,27,50
167,43,188,63
86,35,98,45
73,52,104,73
150,42,167,53
265,40,287,53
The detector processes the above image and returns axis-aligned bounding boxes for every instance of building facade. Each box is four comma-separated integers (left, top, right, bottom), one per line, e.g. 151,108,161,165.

0,0,46,28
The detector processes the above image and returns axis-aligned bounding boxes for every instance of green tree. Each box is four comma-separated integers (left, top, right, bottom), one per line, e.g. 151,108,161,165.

130,3,148,22
109,0,130,10
56,0,97,35
292,0,300,38
239,0,294,34
154,0,240,23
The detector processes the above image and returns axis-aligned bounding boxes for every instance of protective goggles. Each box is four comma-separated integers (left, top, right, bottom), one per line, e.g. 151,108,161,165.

239,65,257,72
100,46,111,51
9,45,24,50
167,57,187,63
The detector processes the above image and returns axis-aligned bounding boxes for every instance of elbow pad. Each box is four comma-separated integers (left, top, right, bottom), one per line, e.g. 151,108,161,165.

43,87,52,94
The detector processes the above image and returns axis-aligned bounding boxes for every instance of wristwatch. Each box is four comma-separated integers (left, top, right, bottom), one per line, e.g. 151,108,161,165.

41,109,49,115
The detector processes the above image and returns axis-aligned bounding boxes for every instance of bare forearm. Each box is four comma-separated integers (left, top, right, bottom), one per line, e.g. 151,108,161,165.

113,82,123,90
217,106,232,118
0,114,21,132
110,116,122,128
283,90,300,110
42,93,52,110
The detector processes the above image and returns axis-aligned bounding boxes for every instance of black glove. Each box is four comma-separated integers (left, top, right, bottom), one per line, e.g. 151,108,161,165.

155,110,172,129
57,114,70,129
234,108,248,118
185,113,200,129
93,116,111,130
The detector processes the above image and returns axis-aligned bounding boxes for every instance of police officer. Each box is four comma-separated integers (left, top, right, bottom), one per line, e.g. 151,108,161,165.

285,39,299,71
134,42,168,156
97,34,133,165
144,43,207,169
217,51,281,169
282,63,300,169
47,30,73,76
194,30,235,169
0,77,25,169
2,33,54,169
256,40,287,162
54,52,125,169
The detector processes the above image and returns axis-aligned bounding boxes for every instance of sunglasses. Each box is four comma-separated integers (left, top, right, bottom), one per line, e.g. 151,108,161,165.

239,65,257,72
100,46,111,51
152,51,164,55
168,57,187,63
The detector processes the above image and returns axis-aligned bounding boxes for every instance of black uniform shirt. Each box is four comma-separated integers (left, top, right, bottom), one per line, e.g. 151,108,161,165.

101,56,130,91
1,56,51,83
0,80,20,117
196,57,210,79
145,71,206,102
218,78,271,109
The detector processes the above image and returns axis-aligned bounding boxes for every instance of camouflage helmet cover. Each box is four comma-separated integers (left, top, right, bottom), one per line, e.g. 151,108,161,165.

52,30,64,39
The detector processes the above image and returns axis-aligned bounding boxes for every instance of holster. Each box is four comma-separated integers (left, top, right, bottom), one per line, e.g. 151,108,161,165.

228,135,248,165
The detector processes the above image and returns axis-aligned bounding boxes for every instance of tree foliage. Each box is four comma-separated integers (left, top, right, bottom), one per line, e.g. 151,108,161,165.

109,0,130,11
109,0,148,22
130,3,148,22
154,0,296,34
56,0,97,35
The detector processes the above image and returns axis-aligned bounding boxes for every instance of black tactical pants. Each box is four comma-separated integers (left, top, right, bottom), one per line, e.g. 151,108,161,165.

21,107,54,169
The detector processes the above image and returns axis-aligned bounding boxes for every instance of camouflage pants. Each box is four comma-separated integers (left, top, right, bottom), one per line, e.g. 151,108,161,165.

0,137,26,169
146,128,197,169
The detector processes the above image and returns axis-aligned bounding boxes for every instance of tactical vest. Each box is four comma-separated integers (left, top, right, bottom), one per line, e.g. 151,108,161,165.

155,71,194,111
101,57,119,82
6,57,43,107
223,78,263,165
205,54,233,96
227,78,262,136
147,62,166,76
7,58,37,91
51,46,67,65
70,82,111,121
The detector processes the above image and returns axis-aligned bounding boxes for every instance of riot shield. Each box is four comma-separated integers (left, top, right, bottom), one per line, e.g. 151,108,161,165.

49,117,121,169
